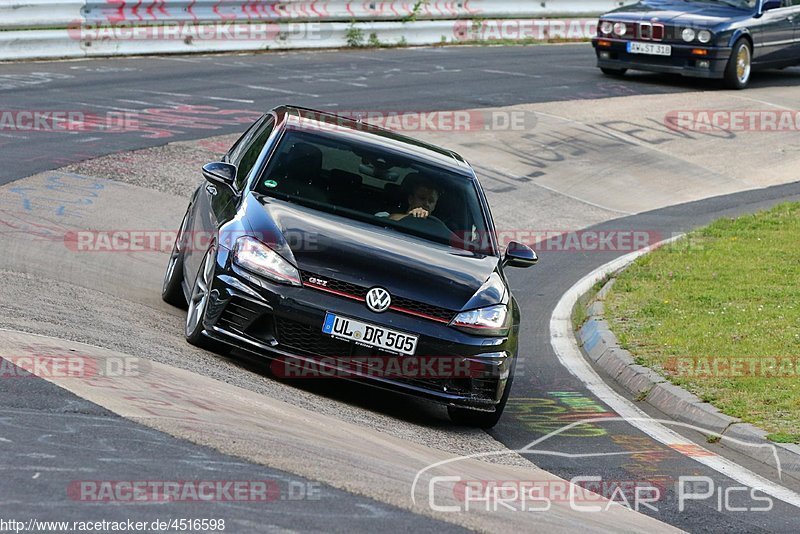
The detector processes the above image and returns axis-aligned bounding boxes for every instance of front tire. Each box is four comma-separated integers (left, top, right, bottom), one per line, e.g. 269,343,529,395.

724,38,751,90
185,246,222,351
600,67,627,77
448,359,515,429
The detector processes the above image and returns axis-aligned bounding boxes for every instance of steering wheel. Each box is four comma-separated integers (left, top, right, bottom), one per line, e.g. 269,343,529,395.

397,214,461,243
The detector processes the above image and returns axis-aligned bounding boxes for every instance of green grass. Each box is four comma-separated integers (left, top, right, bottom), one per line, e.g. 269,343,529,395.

572,277,608,331
606,202,800,444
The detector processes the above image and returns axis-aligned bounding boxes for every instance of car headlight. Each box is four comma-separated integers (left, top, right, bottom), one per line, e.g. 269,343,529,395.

233,236,301,286
613,22,627,36
451,304,509,336
697,30,712,44
682,28,696,42
600,21,614,35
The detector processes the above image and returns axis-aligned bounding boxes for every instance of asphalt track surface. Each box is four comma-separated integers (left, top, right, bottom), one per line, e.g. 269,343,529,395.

2,44,800,532
2,43,798,185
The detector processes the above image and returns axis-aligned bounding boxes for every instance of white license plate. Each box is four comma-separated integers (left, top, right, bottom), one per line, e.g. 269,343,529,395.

627,41,671,56
322,312,418,356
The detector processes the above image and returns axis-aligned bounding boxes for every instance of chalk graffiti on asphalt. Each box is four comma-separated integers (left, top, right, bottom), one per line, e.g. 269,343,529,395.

506,391,615,437
1,173,106,218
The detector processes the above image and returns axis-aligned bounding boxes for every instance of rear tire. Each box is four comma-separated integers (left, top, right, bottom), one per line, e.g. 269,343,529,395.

600,67,627,76
724,38,751,90
162,209,189,308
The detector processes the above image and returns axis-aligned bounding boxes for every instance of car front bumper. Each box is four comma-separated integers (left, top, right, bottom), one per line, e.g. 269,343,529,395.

199,247,516,411
592,38,731,79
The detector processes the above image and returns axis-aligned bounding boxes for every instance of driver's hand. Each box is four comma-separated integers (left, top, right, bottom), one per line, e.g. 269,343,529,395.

408,207,429,218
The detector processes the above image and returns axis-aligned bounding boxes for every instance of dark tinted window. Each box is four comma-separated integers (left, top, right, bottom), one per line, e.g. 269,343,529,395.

229,116,275,189
253,129,494,254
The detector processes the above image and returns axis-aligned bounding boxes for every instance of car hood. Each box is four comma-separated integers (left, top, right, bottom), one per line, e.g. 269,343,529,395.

242,193,504,312
603,0,752,25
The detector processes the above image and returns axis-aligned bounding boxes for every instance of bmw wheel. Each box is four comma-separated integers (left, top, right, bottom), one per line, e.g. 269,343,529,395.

724,38,751,90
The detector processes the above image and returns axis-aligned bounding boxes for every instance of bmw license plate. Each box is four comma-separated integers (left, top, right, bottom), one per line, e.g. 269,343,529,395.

322,312,418,356
627,41,671,56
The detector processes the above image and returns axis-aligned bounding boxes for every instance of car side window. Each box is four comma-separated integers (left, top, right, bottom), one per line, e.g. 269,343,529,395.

230,117,275,190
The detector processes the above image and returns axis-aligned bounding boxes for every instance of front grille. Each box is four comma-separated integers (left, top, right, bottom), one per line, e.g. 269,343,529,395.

637,22,664,41
273,316,496,400
300,270,456,323
275,316,352,357
391,295,454,322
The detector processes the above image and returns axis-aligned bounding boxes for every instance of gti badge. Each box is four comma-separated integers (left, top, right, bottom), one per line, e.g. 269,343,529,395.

365,287,391,313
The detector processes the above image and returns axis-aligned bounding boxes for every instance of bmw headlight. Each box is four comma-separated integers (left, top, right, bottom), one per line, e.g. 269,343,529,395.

697,30,712,44
233,236,301,286
682,28,696,42
613,22,627,36
451,304,509,336
600,21,614,35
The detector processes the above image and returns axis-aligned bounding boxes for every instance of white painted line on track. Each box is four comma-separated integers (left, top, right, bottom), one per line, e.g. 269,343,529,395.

726,93,797,111
204,96,255,104
317,78,368,88
129,90,255,104
116,99,160,106
550,235,800,509
137,90,190,98
482,69,541,78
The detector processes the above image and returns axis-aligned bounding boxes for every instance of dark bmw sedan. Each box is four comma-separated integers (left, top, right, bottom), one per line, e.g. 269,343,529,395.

161,105,537,427
592,0,800,88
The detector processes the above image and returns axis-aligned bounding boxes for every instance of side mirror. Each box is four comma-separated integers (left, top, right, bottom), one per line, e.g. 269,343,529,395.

503,241,538,268
202,161,237,188
761,0,781,12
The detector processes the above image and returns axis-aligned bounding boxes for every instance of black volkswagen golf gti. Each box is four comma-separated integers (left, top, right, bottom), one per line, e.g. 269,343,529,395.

162,106,537,427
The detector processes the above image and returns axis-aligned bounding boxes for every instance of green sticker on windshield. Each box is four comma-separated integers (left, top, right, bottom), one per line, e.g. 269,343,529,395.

263,179,278,188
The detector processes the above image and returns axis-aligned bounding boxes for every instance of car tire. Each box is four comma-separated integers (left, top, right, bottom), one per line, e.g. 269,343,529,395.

185,246,223,351
600,67,627,77
724,38,751,90
161,209,190,308
447,358,515,429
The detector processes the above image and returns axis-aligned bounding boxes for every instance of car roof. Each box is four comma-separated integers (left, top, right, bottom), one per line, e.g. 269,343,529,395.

271,105,474,175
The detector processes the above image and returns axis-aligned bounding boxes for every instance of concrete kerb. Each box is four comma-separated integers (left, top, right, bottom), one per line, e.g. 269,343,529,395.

575,259,800,479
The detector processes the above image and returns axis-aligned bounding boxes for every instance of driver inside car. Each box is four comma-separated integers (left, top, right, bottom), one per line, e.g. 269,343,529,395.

376,174,441,221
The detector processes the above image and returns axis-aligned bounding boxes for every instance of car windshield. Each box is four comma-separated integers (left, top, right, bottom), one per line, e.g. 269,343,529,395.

252,128,495,255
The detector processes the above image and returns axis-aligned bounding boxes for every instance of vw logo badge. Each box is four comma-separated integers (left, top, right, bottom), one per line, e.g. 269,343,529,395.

365,287,391,313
